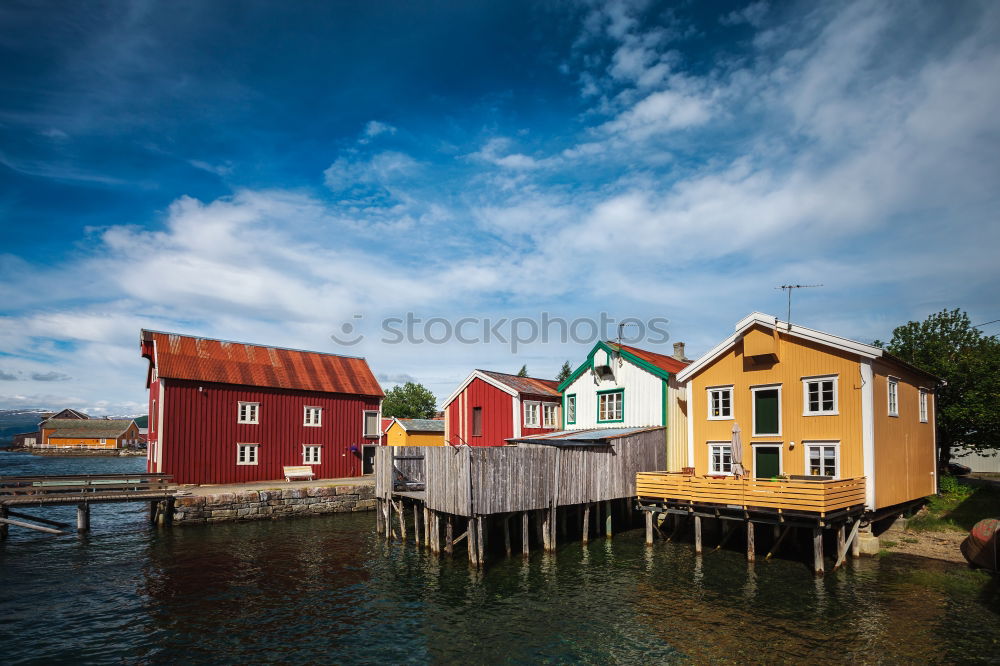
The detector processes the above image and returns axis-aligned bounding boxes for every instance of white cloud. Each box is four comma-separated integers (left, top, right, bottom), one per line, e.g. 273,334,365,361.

360,120,397,143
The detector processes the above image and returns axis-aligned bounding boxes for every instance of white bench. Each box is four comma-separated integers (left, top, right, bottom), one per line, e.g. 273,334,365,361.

283,465,315,482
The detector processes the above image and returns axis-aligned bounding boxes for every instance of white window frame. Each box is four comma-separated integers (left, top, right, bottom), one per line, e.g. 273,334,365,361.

523,401,541,428
363,410,380,437
803,441,840,478
919,389,928,423
707,385,734,420
750,384,782,437
597,390,624,423
304,406,322,427
542,402,558,428
238,401,260,424
236,443,258,465
707,441,734,475
887,377,899,417
303,445,321,465
802,374,838,416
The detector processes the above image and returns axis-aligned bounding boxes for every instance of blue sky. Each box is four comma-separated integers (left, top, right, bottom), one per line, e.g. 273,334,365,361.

1,0,998,414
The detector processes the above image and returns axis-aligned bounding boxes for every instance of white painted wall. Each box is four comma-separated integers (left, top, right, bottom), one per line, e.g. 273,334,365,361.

563,356,665,429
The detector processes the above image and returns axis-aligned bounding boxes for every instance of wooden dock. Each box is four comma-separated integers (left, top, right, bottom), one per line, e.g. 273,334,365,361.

374,427,665,567
0,474,179,537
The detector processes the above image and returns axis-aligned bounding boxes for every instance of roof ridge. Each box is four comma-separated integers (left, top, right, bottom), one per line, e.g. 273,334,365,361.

142,329,368,362
477,368,559,384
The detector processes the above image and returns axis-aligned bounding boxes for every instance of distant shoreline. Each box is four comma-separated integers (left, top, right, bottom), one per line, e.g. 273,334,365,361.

1,447,146,458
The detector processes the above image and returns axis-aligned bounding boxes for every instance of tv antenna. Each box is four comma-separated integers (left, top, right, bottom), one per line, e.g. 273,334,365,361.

776,284,823,326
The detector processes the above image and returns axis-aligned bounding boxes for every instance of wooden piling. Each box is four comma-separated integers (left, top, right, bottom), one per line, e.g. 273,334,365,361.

376,499,385,534
385,499,393,541
476,516,485,566
445,515,454,555
0,505,8,540
836,524,845,566
694,515,702,554
522,512,530,557
582,503,590,545
746,522,755,562
467,517,478,567
812,527,825,575
605,500,613,538
77,503,90,532
397,501,407,541
541,508,551,551
413,504,421,546
645,511,654,546
535,509,545,548
549,504,557,551
851,522,861,559
424,506,431,548
503,515,511,557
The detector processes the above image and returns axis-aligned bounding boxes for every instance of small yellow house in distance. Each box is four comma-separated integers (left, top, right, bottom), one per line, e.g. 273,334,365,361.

385,418,445,447
40,418,141,450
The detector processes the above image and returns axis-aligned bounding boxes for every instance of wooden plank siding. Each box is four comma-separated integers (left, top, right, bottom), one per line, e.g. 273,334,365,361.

690,327,866,481
636,472,866,515
377,429,665,517
872,359,937,507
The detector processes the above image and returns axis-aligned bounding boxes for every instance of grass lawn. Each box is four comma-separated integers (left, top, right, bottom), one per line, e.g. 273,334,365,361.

908,477,1000,532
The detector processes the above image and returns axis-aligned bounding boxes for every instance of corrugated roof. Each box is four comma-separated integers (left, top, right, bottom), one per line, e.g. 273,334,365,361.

507,426,665,446
396,418,445,433
478,370,561,397
142,330,383,397
44,419,135,437
608,343,689,375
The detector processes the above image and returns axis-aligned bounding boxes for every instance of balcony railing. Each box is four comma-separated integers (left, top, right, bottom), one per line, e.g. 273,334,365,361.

636,472,866,516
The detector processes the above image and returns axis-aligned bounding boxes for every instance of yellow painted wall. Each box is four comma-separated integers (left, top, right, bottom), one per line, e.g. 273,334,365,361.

872,360,937,507
690,326,865,480
41,424,140,449
666,377,688,471
386,422,445,447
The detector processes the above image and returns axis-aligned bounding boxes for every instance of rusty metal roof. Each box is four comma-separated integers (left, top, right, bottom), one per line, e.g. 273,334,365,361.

142,330,383,397
478,370,561,397
44,418,135,437
608,343,689,375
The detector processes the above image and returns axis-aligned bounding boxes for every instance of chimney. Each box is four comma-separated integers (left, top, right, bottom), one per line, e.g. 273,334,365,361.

672,342,686,361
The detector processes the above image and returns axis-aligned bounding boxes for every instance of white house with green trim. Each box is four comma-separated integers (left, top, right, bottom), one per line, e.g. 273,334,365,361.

558,341,691,469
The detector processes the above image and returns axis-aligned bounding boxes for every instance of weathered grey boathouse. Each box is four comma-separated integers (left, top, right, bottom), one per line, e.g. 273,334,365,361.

374,426,664,566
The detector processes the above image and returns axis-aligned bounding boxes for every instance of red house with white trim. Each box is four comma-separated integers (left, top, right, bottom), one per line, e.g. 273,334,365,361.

140,330,383,485
443,370,561,447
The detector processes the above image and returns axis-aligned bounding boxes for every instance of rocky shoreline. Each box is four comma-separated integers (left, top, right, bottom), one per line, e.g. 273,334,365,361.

3,447,146,457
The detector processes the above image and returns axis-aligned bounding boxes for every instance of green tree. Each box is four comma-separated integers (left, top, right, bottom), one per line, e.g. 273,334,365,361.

879,309,1000,463
381,382,438,419
556,360,573,383
516,364,528,377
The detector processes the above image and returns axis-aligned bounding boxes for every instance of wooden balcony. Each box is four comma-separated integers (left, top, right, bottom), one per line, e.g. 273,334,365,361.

636,472,866,517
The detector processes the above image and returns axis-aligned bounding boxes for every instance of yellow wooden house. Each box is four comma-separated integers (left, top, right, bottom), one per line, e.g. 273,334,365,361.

385,418,446,447
41,418,141,450
638,312,940,516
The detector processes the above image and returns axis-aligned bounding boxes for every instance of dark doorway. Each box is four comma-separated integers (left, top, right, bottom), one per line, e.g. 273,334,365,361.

362,445,376,475
754,445,781,478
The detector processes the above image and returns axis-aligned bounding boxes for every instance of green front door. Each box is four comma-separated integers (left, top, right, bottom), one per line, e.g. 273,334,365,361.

755,446,781,479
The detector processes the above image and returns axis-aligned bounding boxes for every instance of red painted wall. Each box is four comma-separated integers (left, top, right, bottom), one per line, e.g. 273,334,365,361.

444,379,561,447
156,379,380,484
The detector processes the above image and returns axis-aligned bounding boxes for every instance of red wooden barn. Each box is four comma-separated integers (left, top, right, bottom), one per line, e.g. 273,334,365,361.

140,330,384,485
443,370,561,447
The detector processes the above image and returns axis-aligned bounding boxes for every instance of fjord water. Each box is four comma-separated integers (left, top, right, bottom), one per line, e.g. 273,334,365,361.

1,452,998,664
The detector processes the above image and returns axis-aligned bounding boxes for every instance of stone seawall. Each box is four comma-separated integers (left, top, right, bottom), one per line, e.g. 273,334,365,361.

172,482,376,524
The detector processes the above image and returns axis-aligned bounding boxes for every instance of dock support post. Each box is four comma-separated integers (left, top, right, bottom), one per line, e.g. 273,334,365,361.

535,510,545,548
694,515,702,554
522,512,530,557
376,499,384,534
0,505,8,540
645,511,654,545
413,504,421,547
836,524,845,566
467,517,479,567
396,499,406,541
77,503,90,532
541,509,551,551
503,515,511,557
812,527,825,575
149,500,158,525
605,501,612,538
582,503,590,545
747,522,755,562
385,500,393,541
164,498,174,527
549,505,557,551
851,522,861,559
477,516,485,567
424,506,431,548
445,515,454,556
